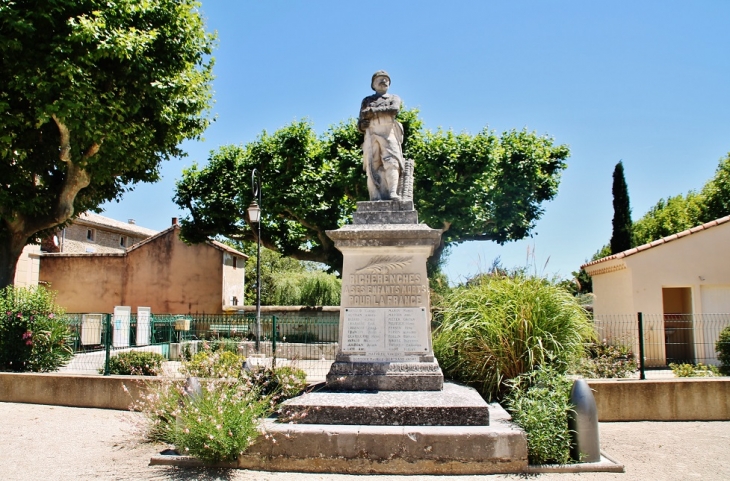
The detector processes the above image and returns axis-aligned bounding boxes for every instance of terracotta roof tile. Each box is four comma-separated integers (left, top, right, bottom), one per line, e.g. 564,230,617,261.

581,214,730,269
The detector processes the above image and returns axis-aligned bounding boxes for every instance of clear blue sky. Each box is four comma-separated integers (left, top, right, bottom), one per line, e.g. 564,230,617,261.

101,0,730,284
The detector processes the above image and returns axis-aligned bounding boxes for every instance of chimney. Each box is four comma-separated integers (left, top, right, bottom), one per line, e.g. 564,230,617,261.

172,217,179,226
128,219,136,224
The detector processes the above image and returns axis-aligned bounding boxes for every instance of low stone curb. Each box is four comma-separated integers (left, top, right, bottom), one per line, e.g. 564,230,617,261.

525,452,625,473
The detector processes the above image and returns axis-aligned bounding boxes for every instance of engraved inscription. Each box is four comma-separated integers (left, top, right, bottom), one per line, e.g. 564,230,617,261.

342,308,384,352
342,308,429,362
355,255,413,273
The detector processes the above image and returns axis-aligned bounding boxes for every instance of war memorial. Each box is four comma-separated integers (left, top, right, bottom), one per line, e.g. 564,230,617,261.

228,71,529,474
152,71,612,474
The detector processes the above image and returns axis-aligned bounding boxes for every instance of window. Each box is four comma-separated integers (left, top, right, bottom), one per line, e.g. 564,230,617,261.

86,229,96,242
233,257,238,269
120,236,126,247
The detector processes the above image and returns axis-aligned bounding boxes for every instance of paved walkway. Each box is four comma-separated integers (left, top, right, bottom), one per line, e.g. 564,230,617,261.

0,402,728,480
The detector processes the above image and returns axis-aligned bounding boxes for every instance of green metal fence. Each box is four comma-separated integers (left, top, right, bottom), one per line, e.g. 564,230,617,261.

60,313,340,380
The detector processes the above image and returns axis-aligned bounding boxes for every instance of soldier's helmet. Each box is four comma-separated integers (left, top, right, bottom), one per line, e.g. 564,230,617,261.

371,70,391,90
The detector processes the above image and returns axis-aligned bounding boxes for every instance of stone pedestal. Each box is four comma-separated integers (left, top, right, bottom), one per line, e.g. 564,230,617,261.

325,200,444,391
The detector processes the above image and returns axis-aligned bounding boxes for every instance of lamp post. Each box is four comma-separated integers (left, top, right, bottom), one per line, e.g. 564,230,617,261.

247,169,262,353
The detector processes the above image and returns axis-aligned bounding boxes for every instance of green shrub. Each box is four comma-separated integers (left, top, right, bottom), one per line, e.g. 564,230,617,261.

202,338,241,354
571,341,638,378
132,363,307,464
433,275,594,400
0,285,73,372
504,365,574,465
243,365,307,405
184,350,246,379
669,362,720,377
282,331,319,343
103,351,165,375
717,326,730,375
173,380,271,463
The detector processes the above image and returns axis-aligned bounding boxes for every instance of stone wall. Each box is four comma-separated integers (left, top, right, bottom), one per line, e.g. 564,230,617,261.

61,223,149,254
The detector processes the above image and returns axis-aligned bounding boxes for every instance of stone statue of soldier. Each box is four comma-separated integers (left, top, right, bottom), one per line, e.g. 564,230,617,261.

358,71,406,201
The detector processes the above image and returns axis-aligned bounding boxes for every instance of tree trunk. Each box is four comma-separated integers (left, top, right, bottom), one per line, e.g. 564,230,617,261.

0,234,28,289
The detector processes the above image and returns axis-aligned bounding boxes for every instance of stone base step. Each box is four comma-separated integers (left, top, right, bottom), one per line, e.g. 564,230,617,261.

150,403,528,475
280,382,488,425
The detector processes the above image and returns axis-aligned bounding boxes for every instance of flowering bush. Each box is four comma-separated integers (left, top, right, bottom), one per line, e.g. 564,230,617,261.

131,352,308,464
183,349,245,379
0,285,72,372
102,351,166,375
173,379,271,463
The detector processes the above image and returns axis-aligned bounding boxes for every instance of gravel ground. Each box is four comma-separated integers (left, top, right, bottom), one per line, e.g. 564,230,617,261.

1,402,728,481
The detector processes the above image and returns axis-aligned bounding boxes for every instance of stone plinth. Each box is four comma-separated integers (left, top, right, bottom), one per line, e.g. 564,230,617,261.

325,200,443,391
353,200,418,224
280,381,489,426
151,402,528,474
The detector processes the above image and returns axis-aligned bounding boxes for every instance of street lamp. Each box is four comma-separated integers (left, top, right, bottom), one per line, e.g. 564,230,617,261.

247,169,262,353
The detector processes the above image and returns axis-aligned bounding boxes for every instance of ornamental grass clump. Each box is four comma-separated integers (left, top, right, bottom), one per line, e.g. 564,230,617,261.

433,274,594,400
0,285,72,372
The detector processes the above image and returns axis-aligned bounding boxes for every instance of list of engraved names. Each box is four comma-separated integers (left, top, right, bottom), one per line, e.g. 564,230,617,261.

343,307,429,361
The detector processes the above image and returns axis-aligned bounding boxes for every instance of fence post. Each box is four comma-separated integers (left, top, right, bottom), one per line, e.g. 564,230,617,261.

271,315,277,369
103,313,112,376
638,312,646,380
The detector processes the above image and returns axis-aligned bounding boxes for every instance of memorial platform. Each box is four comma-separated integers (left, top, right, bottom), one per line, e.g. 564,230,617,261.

279,381,489,425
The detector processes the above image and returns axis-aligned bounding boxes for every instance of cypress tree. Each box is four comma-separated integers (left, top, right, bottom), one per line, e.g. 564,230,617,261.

610,161,633,254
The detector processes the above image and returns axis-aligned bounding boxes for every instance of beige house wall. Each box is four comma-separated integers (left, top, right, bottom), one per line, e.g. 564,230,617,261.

13,245,41,288
40,228,246,315
222,253,245,310
624,221,730,315
40,254,126,312
586,220,730,366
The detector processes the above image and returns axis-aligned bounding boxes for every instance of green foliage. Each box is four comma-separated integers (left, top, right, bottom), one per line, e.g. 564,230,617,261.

632,192,705,246
571,341,638,378
627,153,730,247
241,365,308,405
232,244,341,306
504,365,574,465
174,110,569,272
610,161,632,254
717,326,730,375
669,362,720,378
103,351,165,376
432,274,594,400
0,0,214,287
701,152,730,221
173,380,271,464
133,356,307,464
184,350,246,379
0,285,72,372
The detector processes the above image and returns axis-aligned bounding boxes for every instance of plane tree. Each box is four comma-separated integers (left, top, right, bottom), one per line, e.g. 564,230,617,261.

0,0,215,288
174,109,569,274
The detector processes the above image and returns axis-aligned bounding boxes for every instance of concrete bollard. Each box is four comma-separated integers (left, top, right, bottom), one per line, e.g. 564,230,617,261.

568,378,601,463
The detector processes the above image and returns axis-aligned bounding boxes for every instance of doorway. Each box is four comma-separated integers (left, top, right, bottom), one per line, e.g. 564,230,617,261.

662,287,695,363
